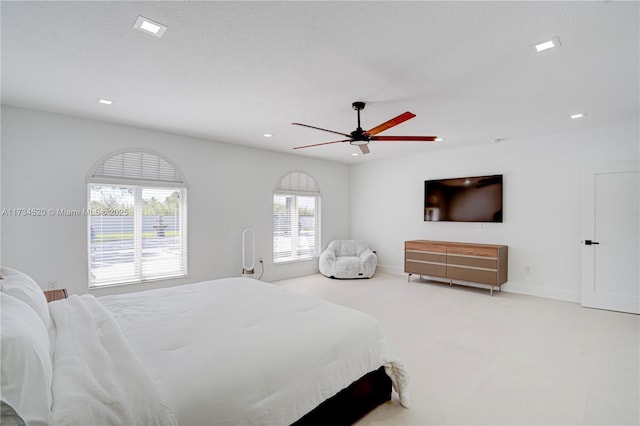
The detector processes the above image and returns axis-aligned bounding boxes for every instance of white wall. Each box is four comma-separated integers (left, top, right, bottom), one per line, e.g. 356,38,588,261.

349,122,639,302
3,105,638,303
1,106,350,296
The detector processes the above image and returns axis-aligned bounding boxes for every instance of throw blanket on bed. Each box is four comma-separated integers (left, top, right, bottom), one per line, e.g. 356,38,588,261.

48,295,177,426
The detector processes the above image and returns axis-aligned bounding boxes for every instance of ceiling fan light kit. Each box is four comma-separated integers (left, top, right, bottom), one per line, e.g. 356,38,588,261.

292,101,438,155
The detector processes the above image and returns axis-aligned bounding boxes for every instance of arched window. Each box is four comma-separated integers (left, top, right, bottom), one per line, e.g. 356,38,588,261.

86,149,188,287
273,171,321,263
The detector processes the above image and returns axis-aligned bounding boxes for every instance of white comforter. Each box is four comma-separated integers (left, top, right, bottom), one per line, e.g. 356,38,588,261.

50,277,409,425
48,295,177,426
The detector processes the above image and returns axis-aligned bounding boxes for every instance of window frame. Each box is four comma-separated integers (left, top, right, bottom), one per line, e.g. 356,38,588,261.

273,171,321,264
86,149,188,288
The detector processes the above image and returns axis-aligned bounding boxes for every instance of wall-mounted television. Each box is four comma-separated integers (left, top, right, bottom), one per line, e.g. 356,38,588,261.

424,174,503,222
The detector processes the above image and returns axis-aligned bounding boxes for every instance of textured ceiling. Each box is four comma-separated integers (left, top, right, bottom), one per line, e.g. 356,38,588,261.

2,1,638,163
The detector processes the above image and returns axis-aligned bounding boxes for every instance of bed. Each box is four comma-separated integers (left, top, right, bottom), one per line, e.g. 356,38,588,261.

1,267,409,425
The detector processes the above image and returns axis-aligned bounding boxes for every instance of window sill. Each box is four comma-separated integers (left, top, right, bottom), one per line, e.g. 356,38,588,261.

89,273,187,290
273,257,318,266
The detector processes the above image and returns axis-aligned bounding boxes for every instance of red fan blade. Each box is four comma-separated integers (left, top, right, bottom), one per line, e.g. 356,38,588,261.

292,123,351,138
359,144,371,155
366,112,416,136
371,135,438,142
293,139,350,150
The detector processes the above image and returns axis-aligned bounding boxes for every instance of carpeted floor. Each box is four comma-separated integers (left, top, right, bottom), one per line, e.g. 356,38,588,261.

273,272,640,425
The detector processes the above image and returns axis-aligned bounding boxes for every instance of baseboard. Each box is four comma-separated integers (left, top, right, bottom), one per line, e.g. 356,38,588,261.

376,265,580,303
377,264,404,276
501,282,580,303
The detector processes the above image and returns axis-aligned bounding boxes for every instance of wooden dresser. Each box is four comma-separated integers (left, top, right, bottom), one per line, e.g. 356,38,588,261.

405,240,508,295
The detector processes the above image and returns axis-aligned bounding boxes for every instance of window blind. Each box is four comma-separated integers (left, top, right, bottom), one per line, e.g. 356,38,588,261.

275,171,320,194
93,150,183,182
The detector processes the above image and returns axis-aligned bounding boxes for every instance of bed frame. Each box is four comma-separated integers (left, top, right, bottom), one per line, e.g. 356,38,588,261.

292,366,392,425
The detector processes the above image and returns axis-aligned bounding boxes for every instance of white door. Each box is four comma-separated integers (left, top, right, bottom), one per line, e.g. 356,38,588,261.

581,161,639,314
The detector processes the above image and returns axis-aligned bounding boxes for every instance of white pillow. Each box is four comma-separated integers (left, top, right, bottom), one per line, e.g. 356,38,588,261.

0,293,53,426
1,267,50,328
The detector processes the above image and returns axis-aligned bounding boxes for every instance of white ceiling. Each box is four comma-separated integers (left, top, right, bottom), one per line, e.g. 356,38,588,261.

2,1,638,164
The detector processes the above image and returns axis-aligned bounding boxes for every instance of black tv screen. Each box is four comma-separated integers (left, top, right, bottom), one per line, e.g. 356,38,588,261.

424,175,503,222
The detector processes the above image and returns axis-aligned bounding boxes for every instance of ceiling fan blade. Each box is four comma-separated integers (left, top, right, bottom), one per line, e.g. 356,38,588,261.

292,123,351,138
371,135,438,141
366,111,416,136
293,139,350,150
359,144,370,155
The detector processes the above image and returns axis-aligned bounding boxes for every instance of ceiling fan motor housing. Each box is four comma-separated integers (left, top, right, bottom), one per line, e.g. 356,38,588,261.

352,101,366,111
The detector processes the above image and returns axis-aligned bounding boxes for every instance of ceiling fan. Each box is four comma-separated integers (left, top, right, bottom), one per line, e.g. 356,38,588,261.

292,101,437,155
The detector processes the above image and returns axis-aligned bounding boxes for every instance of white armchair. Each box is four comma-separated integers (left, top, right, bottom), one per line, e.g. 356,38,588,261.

319,240,377,279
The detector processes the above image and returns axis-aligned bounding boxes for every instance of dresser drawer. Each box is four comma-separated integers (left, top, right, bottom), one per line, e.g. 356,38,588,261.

405,260,447,277
447,254,497,270
405,250,446,264
447,265,497,285
446,245,498,258
405,241,447,253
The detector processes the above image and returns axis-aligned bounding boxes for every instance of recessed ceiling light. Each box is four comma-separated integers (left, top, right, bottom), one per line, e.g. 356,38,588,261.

435,137,444,142
570,113,586,119
352,153,359,156
533,36,561,52
134,16,167,38
263,133,273,138
97,98,114,105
